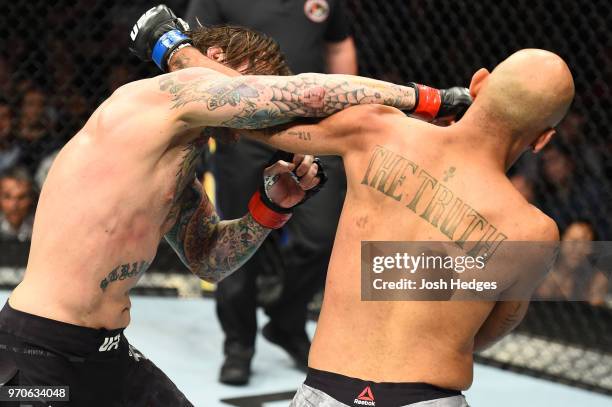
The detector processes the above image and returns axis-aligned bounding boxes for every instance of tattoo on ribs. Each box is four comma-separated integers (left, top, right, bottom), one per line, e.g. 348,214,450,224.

361,145,508,261
159,74,416,129
100,261,150,291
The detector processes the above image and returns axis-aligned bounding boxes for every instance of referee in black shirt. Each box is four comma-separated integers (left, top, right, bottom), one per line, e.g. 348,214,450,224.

186,0,357,385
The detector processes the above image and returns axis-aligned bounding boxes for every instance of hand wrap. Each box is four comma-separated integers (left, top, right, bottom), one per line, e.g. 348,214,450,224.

248,151,328,229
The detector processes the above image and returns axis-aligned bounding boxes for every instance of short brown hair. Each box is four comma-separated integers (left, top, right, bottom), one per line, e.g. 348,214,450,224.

189,25,292,76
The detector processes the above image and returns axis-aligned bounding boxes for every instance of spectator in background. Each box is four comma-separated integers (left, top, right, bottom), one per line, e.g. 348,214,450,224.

15,88,60,173
0,98,21,173
108,64,135,93
35,149,60,190
556,110,605,179
537,221,608,305
538,142,612,239
57,92,90,138
0,166,35,242
536,144,587,231
185,0,358,385
0,57,12,97
47,38,78,94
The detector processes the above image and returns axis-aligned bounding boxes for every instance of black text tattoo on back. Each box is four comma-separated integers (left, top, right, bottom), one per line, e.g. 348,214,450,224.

361,145,508,261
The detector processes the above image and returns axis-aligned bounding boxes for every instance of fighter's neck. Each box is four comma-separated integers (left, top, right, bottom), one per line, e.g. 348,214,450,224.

449,116,524,172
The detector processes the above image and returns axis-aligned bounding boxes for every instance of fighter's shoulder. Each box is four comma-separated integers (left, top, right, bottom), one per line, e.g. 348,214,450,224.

112,68,221,99
514,203,560,242
526,205,560,241
331,104,406,131
493,178,559,242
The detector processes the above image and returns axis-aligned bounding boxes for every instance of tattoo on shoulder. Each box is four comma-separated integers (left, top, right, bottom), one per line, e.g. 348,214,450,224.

100,261,150,291
160,76,260,111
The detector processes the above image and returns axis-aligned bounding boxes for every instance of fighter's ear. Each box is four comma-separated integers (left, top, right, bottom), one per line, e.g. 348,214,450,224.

206,46,225,62
469,68,490,99
532,128,556,153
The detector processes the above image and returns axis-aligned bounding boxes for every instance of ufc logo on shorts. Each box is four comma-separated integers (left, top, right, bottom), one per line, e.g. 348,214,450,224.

99,334,121,352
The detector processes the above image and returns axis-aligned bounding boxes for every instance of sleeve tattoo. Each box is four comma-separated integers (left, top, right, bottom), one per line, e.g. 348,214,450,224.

159,72,416,129
164,182,270,282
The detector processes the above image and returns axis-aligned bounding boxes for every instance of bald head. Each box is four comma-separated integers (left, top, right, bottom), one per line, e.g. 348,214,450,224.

473,49,575,139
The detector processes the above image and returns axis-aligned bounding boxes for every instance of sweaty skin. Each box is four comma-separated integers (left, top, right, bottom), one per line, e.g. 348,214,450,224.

242,49,574,390
9,60,423,330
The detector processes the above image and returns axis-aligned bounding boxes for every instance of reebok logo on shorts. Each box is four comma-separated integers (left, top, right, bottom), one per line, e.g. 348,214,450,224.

99,334,121,352
354,386,375,406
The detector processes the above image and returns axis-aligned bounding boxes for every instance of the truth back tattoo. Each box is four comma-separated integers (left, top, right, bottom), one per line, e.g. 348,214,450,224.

100,261,150,291
361,145,508,261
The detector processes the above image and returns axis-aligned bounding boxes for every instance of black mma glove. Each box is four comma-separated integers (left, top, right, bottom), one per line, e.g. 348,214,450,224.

438,86,473,120
269,150,328,206
129,4,192,71
248,151,328,229
408,83,472,122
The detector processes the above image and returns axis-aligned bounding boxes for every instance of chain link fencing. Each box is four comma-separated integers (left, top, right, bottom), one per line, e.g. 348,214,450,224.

347,0,612,394
0,0,610,396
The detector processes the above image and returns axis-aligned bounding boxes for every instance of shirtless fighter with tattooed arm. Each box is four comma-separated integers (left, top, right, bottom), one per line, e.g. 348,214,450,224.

157,16,574,403
0,5,471,407
149,6,574,406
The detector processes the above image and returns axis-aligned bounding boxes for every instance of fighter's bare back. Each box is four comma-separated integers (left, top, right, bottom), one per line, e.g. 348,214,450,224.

248,105,559,390
333,122,556,390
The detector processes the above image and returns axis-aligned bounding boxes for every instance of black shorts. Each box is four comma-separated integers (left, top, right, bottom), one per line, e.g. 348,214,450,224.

292,368,467,407
0,302,193,407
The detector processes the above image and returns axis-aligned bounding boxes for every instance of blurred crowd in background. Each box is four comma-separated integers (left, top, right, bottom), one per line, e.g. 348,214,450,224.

0,0,610,281
0,0,609,277
0,0,610,391
1,1,611,238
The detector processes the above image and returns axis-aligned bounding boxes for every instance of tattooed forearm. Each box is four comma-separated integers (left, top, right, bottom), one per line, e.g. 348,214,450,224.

186,212,270,282
164,181,270,282
160,72,416,129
